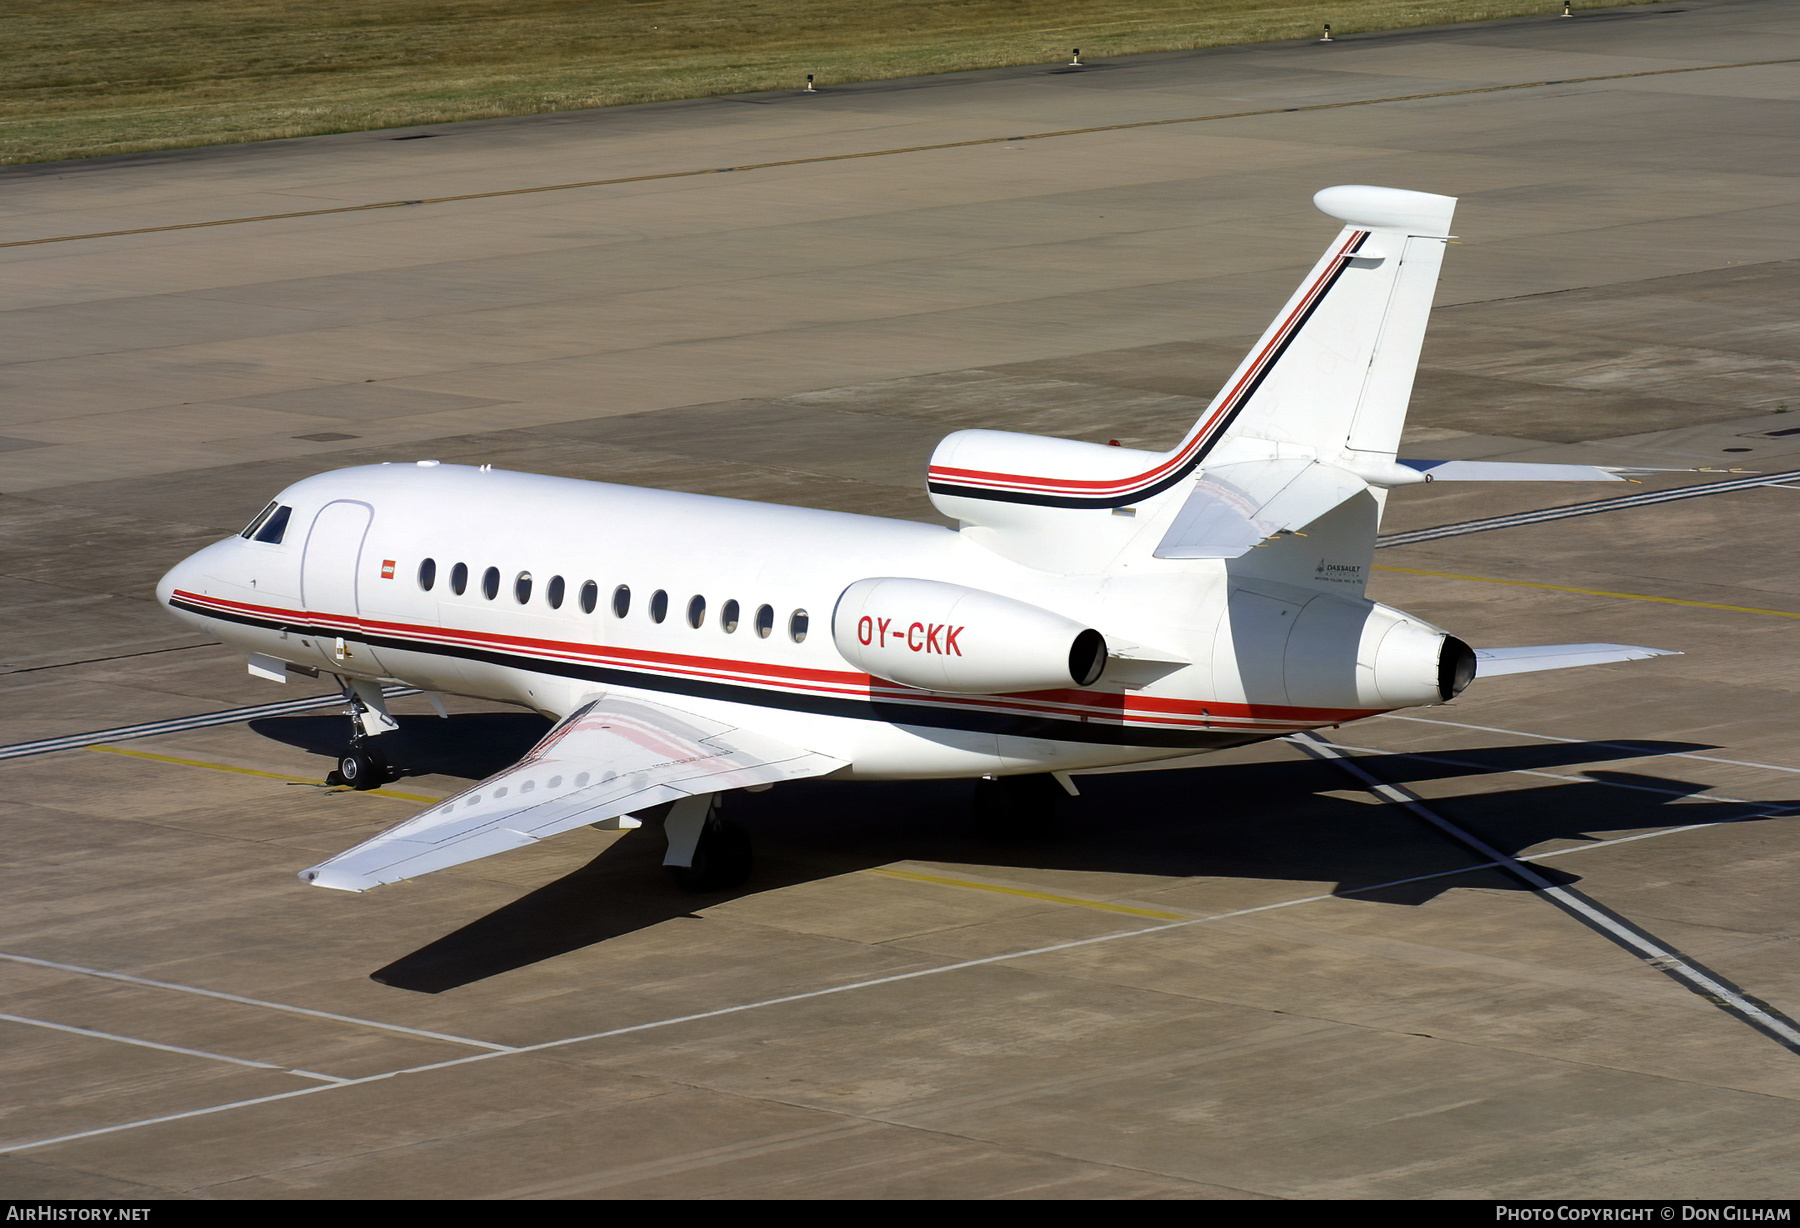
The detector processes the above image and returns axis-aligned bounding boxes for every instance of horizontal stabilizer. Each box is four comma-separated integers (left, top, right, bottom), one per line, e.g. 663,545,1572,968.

1475,643,1680,678
1401,459,1628,483
1154,460,1366,559
300,694,846,891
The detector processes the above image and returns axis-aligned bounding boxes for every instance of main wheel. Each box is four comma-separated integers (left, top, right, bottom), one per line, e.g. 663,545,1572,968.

668,815,753,892
971,774,1062,840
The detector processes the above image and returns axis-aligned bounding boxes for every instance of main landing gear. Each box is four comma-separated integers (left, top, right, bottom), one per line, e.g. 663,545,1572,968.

971,773,1070,839
662,793,752,892
324,677,400,790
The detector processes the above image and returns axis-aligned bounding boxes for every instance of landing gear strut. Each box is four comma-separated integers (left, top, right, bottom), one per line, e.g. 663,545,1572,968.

662,793,752,891
325,677,399,790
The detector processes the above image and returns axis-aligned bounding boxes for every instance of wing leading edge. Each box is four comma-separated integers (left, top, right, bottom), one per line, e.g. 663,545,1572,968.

300,694,847,891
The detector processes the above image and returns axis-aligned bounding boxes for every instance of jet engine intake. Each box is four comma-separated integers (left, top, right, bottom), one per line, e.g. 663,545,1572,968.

834,577,1106,694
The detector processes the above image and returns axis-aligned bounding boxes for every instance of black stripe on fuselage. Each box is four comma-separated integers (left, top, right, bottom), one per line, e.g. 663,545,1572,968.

928,235,1367,510
171,596,1269,751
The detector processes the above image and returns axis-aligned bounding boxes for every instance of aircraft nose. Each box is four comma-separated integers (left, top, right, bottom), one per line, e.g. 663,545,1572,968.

156,547,209,614
155,555,185,610
155,563,176,608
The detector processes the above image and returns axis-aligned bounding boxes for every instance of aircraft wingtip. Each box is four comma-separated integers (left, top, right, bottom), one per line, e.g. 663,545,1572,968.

298,866,366,892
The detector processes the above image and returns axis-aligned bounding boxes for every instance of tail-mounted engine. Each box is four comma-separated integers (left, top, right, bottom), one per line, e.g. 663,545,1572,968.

833,577,1107,694
1220,585,1475,710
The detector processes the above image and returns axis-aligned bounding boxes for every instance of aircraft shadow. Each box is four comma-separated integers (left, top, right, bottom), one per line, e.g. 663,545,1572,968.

248,711,551,781
363,736,1791,993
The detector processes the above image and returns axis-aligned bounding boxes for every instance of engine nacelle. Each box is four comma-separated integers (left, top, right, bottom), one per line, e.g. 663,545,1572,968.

1220,586,1475,710
833,577,1107,694
1364,613,1474,706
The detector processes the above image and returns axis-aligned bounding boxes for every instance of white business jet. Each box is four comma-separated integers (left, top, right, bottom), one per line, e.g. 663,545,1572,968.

157,185,1671,894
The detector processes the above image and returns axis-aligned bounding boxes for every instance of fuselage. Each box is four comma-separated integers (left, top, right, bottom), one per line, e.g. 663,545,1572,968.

158,461,1421,779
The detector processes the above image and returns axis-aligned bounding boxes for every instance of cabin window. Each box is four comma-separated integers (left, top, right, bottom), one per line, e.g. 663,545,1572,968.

720,600,740,633
789,609,810,643
450,562,468,595
687,595,706,629
650,590,668,623
240,501,278,539
755,604,774,639
418,559,437,591
482,567,500,600
612,585,630,617
251,506,292,544
547,576,565,609
514,571,533,604
581,581,598,614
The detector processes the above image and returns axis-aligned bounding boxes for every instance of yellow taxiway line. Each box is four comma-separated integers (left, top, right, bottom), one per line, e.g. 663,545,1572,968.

85,743,441,803
869,866,1190,920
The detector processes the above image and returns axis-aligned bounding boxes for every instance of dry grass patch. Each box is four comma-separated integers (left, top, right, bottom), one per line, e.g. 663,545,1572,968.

4,1,1638,164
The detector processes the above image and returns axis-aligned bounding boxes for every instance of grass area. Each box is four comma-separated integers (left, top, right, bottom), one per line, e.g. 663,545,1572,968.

3,1,1641,165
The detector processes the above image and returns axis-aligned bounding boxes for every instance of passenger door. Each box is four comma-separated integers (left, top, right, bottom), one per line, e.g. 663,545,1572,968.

300,499,389,674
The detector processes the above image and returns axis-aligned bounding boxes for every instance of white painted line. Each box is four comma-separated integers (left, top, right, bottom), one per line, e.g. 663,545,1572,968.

0,686,421,761
0,1012,341,1081
1291,731,1800,1052
1307,736,1786,860
8,764,1789,1156
1376,469,1800,548
0,952,513,1052
0,855,1518,1155
1523,826,1740,860
1378,712,1800,778
1321,738,1800,812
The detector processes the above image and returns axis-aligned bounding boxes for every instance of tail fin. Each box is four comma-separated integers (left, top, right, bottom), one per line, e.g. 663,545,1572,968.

926,186,1455,519
1176,185,1456,475
925,186,1453,572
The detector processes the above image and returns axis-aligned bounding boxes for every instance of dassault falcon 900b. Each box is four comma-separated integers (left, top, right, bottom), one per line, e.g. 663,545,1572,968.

157,185,1673,894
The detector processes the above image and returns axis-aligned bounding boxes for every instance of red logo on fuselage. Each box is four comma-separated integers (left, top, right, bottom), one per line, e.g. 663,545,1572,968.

380,559,396,579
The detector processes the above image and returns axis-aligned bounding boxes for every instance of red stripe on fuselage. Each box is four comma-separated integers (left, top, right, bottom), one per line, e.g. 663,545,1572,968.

172,589,1381,731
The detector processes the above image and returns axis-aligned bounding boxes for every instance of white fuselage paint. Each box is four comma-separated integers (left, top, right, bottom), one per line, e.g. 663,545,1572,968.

158,189,1496,784
158,462,1426,781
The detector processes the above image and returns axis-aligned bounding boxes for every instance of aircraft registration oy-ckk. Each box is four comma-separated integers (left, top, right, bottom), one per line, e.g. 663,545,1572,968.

158,186,1674,893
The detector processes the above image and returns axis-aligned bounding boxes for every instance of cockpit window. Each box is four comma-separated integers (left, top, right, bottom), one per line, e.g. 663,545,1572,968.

240,501,278,539
251,505,292,544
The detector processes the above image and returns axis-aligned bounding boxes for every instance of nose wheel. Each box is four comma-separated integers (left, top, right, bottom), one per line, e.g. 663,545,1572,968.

331,744,390,790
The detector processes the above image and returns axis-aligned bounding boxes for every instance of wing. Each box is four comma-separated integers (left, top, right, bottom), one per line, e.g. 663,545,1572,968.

1475,643,1680,677
299,694,847,891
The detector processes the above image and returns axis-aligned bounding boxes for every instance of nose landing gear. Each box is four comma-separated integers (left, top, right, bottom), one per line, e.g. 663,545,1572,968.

324,677,400,790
